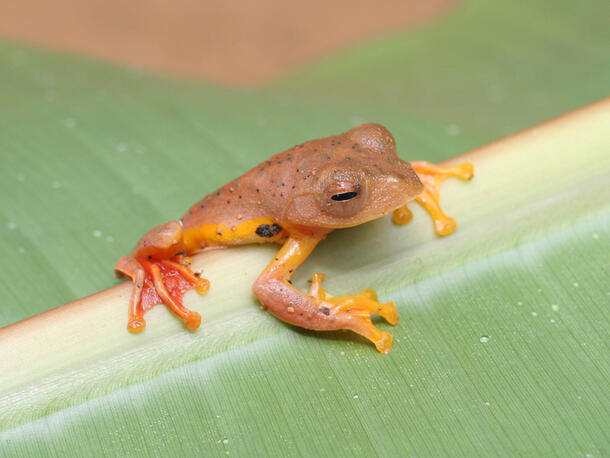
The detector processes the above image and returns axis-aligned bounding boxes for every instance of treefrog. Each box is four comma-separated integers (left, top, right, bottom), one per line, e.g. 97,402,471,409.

115,123,473,353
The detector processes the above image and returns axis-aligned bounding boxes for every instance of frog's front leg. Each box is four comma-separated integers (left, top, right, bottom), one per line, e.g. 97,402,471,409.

252,232,398,353
393,161,474,235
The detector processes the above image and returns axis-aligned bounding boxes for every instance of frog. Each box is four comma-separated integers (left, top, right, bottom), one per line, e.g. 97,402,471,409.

115,123,473,353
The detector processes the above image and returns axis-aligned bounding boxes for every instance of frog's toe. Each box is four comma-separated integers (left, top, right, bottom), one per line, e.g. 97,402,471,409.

338,314,395,354
458,162,474,180
185,311,202,331
392,205,414,225
433,213,457,236
375,331,393,355
128,317,146,333
379,300,399,326
360,288,378,301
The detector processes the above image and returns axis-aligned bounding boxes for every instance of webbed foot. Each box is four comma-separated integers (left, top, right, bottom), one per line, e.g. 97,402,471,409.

307,272,397,353
308,273,399,326
116,255,209,332
393,161,473,235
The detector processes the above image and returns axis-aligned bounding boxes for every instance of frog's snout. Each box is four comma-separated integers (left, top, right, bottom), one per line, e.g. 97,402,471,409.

387,160,424,194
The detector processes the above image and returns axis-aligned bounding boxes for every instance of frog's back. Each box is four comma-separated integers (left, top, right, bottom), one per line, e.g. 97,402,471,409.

181,131,338,229
180,123,413,250
181,147,301,229
179,139,320,249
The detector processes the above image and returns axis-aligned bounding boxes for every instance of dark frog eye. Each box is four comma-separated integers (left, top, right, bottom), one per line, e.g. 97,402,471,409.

331,190,359,201
321,176,365,217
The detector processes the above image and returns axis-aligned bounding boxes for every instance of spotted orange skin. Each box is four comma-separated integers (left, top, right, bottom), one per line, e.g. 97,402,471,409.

180,123,422,240
114,123,473,352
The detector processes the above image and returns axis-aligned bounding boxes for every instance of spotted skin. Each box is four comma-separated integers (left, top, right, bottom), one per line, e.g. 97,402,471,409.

115,123,474,353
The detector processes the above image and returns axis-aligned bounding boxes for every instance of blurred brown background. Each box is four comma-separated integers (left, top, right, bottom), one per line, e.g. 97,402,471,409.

0,0,456,86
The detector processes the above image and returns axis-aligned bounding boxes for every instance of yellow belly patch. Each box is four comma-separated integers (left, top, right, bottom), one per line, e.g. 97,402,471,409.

183,217,285,251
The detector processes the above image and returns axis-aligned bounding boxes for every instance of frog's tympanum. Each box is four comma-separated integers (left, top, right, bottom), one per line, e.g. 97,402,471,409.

115,124,473,353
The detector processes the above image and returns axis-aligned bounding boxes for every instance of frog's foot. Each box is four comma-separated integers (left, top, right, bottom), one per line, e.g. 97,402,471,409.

115,255,209,332
308,273,399,326
393,160,473,236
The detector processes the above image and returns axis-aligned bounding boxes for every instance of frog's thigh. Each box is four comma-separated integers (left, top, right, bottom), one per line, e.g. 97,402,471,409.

252,235,396,353
132,220,183,256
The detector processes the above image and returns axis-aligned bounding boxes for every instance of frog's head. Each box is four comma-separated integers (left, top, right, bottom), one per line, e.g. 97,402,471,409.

285,123,423,228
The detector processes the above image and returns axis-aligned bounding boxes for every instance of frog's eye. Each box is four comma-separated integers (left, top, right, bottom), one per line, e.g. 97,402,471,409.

331,190,358,201
322,178,365,216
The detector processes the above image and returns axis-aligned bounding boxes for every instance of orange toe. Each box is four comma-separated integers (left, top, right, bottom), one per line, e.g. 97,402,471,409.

375,331,393,354
185,311,202,330
128,318,146,333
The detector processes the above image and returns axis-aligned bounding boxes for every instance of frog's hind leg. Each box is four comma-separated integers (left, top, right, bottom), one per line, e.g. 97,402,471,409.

393,160,473,236
115,221,209,332
253,234,399,354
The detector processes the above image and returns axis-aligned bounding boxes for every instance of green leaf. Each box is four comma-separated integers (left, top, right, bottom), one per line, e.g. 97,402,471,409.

1,0,609,455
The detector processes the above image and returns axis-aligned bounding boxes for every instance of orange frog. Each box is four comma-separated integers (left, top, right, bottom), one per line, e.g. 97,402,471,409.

115,124,473,353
